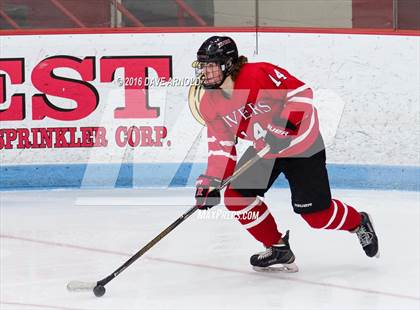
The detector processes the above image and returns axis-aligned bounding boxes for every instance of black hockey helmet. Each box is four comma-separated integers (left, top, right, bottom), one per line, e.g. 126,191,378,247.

194,36,239,88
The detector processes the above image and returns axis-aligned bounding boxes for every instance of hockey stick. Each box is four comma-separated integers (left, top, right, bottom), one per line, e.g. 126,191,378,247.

67,144,271,297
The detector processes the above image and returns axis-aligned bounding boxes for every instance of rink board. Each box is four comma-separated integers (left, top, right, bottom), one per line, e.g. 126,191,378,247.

0,162,418,191
0,31,419,190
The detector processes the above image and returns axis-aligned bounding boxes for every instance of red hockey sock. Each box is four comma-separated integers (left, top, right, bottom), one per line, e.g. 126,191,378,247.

224,187,282,247
301,199,362,231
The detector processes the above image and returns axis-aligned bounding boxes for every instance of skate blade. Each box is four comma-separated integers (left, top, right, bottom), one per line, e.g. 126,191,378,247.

252,262,299,273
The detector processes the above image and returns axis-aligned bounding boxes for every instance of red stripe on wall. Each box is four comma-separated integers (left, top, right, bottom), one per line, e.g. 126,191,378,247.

0,26,419,36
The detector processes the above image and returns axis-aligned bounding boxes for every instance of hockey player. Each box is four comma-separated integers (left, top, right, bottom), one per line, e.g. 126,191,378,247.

192,36,379,272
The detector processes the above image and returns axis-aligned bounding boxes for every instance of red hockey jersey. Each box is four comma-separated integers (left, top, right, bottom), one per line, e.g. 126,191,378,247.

199,62,320,180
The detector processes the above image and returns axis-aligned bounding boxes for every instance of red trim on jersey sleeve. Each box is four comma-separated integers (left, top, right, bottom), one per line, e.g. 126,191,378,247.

257,63,320,158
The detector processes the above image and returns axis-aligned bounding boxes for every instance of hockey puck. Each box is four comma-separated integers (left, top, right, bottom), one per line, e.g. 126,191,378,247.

93,285,106,297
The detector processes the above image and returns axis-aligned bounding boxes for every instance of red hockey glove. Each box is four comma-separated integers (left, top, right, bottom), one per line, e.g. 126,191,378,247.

195,174,222,209
264,117,297,153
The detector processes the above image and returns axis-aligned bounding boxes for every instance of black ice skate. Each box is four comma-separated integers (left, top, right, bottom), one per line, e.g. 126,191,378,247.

250,230,298,273
352,212,379,258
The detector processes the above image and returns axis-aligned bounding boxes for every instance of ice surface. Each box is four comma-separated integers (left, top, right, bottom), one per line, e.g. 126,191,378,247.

1,188,419,310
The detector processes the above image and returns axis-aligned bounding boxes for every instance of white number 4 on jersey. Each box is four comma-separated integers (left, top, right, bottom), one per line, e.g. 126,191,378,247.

269,69,287,87
253,122,267,140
